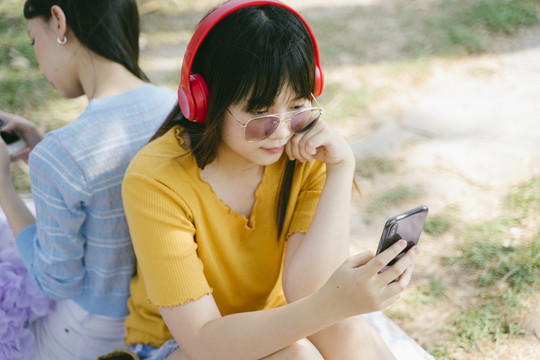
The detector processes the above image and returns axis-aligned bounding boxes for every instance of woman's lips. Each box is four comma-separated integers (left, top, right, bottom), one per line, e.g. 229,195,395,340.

262,145,285,154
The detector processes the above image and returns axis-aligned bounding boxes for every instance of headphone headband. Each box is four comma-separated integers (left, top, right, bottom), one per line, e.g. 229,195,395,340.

178,0,324,123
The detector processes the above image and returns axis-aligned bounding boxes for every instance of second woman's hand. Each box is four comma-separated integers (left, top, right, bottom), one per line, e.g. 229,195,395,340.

0,111,44,162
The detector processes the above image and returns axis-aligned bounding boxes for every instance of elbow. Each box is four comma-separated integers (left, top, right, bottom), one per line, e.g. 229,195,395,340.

281,273,296,302
282,268,329,303
282,276,311,303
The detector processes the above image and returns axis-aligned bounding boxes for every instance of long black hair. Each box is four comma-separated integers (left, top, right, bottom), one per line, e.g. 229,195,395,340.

23,0,148,81
154,4,318,237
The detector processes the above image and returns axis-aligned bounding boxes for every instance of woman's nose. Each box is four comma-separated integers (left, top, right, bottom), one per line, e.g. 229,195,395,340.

269,116,293,139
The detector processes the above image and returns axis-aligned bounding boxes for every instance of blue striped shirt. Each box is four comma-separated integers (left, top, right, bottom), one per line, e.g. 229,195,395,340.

16,84,177,317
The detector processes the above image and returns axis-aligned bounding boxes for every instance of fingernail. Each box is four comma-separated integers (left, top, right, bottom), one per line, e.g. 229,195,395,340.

398,240,407,249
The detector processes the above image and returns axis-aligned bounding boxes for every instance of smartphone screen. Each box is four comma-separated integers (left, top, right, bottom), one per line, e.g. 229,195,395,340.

1,117,27,155
376,205,428,266
1,128,22,145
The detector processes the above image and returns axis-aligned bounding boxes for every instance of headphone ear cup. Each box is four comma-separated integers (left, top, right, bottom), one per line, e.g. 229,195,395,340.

313,65,324,98
189,74,210,123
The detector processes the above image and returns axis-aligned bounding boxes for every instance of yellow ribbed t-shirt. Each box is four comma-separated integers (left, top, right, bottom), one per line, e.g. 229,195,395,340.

122,126,326,346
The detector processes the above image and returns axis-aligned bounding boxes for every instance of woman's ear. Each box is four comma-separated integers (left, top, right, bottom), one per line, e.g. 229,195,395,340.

50,5,68,42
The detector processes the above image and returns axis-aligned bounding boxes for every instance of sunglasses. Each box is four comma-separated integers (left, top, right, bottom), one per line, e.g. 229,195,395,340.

228,95,324,142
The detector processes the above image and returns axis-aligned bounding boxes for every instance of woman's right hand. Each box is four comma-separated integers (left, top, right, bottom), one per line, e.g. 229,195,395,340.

319,240,418,318
0,111,44,162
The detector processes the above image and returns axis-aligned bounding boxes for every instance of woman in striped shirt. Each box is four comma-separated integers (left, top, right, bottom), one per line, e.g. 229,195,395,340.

0,1,176,359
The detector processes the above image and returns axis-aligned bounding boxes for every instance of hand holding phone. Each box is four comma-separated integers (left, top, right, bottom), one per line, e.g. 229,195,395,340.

376,205,428,274
0,116,27,157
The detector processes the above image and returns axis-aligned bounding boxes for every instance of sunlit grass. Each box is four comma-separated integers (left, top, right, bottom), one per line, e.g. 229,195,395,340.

398,0,540,57
424,205,460,236
505,176,540,214
426,0,539,55
435,176,540,353
356,155,395,179
385,177,540,356
0,5,62,118
415,277,447,305
367,186,421,215
464,0,539,34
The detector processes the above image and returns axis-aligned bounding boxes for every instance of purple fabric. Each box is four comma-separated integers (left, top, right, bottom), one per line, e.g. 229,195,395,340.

0,246,54,359
0,213,14,250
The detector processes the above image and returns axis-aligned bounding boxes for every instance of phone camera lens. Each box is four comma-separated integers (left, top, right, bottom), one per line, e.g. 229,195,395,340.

389,224,397,237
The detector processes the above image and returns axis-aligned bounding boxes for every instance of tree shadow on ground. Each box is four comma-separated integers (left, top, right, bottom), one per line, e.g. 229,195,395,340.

139,0,540,83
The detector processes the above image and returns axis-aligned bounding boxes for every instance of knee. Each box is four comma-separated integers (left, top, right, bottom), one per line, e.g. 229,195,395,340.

265,338,323,359
287,339,324,359
334,315,380,340
331,316,394,359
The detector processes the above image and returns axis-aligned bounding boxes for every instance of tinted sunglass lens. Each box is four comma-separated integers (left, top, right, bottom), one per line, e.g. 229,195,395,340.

291,109,321,133
245,117,279,141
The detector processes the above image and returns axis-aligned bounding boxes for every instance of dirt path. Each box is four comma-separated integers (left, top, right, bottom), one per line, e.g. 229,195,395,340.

349,44,540,246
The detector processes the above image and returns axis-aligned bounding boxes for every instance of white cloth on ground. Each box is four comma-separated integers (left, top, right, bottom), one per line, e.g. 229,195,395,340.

364,311,434,360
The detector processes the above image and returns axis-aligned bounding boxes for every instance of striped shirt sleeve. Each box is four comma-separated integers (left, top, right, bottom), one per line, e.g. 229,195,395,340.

23,133,88,299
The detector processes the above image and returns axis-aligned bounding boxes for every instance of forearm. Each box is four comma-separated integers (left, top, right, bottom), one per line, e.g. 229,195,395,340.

166,291,341,360
0,179,35,236
309,160,355,256
284,158,355,301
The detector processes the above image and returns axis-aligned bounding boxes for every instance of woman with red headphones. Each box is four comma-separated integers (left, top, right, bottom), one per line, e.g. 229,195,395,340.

120,1,419,359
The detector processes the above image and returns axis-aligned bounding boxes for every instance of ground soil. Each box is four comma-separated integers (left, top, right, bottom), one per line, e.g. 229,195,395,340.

138,1,540,358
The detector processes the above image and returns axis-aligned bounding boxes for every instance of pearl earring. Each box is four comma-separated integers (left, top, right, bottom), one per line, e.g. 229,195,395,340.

57,36,67,45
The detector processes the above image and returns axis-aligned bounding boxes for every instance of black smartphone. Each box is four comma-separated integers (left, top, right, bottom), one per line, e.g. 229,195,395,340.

0,116,27,156
376,205,428,268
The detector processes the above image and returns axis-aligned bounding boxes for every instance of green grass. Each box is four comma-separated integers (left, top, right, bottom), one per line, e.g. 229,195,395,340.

424,205,460,236
367,186,420,214
453,296,527,351
0,4,59,115
459,227,540,291
402,177,540,356
464,0,539,34
415,277,447,305
436,177,540,352
356,155,395,178
1,1,61,192
407,0,539,57
138,0,208,15
439,20,486,54
0,70,58,114
505,176,540,214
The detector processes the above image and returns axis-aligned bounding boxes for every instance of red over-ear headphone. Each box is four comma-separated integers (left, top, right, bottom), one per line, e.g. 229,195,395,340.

177,0,325,124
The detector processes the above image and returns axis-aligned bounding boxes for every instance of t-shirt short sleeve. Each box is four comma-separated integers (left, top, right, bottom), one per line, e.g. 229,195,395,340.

122,169,212,307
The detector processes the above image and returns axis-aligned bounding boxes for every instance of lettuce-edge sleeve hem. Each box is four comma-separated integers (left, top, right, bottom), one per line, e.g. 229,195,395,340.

152,290,214,309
